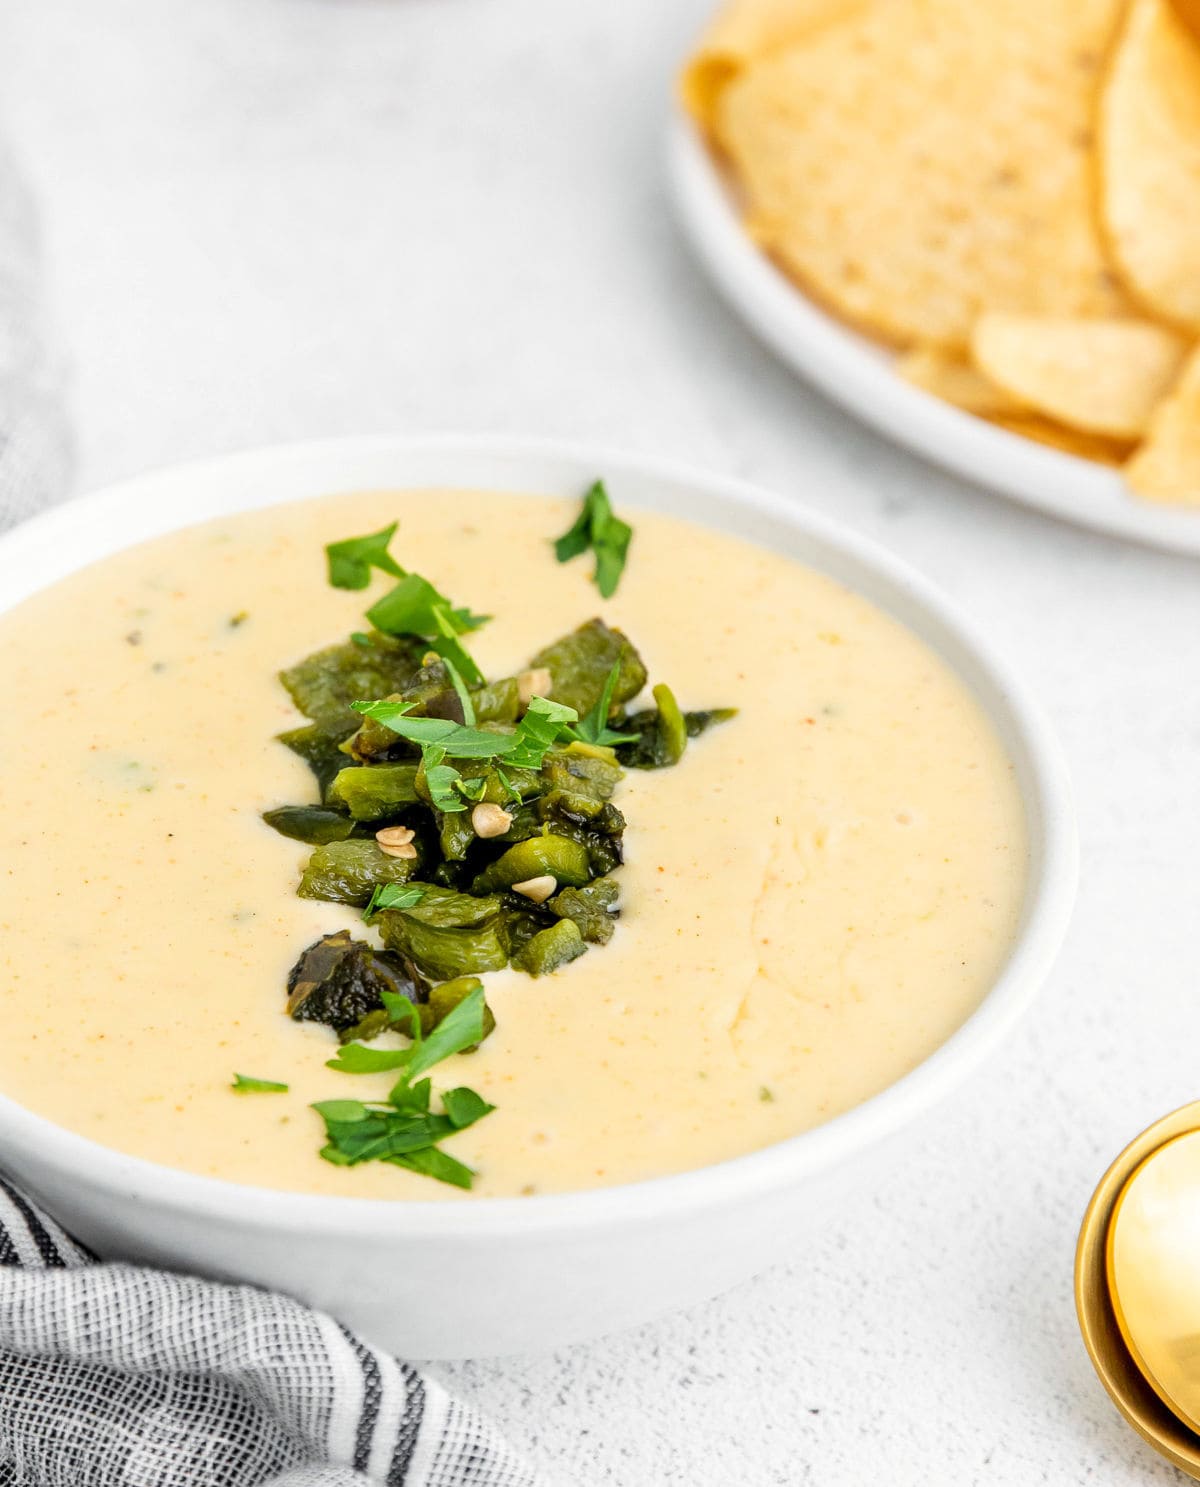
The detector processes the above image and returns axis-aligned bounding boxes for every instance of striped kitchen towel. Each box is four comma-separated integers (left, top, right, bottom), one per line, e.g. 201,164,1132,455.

0,1176,537,1487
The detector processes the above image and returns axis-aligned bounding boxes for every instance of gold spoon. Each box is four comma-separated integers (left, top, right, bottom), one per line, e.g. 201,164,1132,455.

1167,0,1200,47
1076,1099,1200,1479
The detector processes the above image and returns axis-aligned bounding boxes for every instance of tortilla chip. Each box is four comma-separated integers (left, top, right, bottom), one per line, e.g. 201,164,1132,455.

1100,0,1200,331
897,345,1024,417
681,0,863,128
971,315,1188,438
716,0,1130,349
1125,346,1200,502
991,415,1133,465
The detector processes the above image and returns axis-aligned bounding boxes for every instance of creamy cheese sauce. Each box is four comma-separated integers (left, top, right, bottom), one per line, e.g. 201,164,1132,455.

0,490,1027,1199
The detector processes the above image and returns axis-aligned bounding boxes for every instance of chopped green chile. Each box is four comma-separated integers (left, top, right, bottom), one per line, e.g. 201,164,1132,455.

286,930,428,1030
419,976,496,1045
529,619,647,717
378,909,508,981
280,633,424,732
299,839,420,906
511,919,586,976
548,876,619,944
278,723,359,799
471,834,593,894
326,762,421,820
261,805,359,845
615,703,737,770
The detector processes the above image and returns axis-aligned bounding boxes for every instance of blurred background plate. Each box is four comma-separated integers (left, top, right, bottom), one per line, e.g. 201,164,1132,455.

669,116,1200,558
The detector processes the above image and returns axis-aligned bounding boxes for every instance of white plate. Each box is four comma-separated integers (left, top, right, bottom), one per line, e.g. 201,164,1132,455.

668,116,1200,558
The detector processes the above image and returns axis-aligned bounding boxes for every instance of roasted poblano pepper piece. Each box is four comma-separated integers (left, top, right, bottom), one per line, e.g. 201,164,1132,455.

337,1007,392,1044
547,748,624,800
615,699,737,769
278,722,359,799
419,975,496,1045
529,619,647,717
262,804,359,845
399,884,505,927
377,910,508,981
511,919,586,976
286,930,428,1030
326,763,421,820
438,809,477,861
548,876,619,944
471,834,593,893
280,633,424,732
298,839,420,905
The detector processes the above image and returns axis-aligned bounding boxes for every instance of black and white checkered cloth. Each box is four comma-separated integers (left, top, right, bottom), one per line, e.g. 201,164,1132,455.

0,147,536,1487
0,1177,538,1486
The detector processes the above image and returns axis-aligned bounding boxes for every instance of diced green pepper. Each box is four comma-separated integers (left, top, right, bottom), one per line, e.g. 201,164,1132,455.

278,723,358,799
378,911,508,981
419,976,496,1046
262,805,359,845
548,876,619,944
511,919,586,976
286,930,427,1029
399,884,504,927
471,835,593,894
326,763,421,820
298,839,419,905
280,633,424,731
529,620,647,717
615,701,736,769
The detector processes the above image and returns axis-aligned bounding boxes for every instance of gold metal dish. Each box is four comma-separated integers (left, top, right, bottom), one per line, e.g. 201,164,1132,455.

1076,1099,1200,1479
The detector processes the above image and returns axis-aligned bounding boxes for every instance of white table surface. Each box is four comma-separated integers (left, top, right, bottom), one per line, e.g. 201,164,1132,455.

3,2,1197,1482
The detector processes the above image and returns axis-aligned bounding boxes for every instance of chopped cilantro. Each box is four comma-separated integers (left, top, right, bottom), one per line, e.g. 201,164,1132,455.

325,522,404,591
567,661,637,748
231,1074,289,1093
554,481,632,598
362,882,425,921
313,986,495,1188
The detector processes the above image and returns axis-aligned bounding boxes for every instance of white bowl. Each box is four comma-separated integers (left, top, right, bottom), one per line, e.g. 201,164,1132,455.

669,117,1200,558
0,436,1077,1359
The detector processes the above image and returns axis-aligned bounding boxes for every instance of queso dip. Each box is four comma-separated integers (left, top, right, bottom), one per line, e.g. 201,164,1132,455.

0,489,1027,1198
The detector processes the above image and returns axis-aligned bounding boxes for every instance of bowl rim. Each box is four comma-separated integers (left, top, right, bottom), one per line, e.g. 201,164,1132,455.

0,433,1078,1237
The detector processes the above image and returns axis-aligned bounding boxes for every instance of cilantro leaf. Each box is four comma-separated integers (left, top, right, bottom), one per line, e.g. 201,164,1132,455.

503,696,578,769
553,482,632,599
231,1073,289,1093
386,1146,475,1189
441,1085,495,1129
404,987,488,1080
325,1043,412,1074
366,575,489,685
325,522,404,591
568,661,638,747
350,701,511,758
362,882,425,921
440,653,477,725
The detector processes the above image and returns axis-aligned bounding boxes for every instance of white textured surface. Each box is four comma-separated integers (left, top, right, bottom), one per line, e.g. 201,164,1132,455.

1,2,1196,1482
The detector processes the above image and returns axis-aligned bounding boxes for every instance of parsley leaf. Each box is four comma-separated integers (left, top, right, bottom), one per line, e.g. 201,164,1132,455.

313,986,495,1189
387,1146,475,1189
366,574,489,686
350,701,511,758
553,482,632,599
352,695,578,775
567,661,638,747
441,653,477,725
504,696,579,769
362,882,425,921
325,522,404,591
231,1073,289,1093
